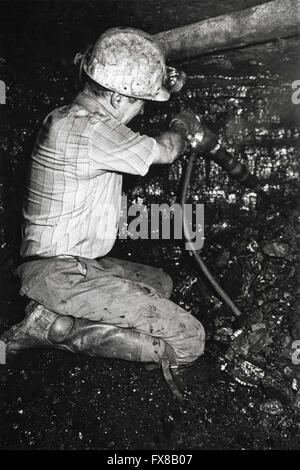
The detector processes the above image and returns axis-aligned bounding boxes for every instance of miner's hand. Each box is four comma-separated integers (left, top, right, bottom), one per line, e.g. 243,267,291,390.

170,109,202,136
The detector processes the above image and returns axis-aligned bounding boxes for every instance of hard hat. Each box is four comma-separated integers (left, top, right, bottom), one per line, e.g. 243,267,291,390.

83,27,170,101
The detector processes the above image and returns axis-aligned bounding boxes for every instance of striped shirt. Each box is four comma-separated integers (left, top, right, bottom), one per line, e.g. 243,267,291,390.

21,92,160,259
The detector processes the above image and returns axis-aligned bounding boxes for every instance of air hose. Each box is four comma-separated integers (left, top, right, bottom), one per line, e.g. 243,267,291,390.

181,149,244,319
163,148,246,401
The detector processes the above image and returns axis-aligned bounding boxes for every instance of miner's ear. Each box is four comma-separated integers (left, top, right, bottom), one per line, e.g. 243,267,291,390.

111,92,122,109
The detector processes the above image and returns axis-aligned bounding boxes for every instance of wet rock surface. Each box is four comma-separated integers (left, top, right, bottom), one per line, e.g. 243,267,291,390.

0,1,300,450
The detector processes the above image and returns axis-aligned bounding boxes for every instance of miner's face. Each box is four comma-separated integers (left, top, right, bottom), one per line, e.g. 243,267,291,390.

116,96,145,124
109,92,145,124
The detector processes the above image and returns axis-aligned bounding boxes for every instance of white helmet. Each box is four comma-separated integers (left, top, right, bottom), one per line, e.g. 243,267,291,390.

83,27,170,101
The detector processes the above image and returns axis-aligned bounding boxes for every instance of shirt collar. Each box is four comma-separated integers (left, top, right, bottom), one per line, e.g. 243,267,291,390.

73,91,116,120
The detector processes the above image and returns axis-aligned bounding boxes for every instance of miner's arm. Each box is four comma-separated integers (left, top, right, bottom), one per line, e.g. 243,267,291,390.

152,124,187,165
152,109,201,165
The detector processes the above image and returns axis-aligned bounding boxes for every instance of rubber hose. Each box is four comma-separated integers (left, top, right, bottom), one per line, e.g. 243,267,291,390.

181,149,243,318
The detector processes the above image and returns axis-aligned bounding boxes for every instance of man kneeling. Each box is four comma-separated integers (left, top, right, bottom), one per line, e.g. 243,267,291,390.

3,28,205,396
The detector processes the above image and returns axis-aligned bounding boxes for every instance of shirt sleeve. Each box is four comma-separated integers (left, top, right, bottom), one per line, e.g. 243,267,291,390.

89,117,160,176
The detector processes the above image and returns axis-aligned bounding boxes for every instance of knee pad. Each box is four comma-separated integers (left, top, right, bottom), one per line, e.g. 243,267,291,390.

48,316,74,343
189,320,205,361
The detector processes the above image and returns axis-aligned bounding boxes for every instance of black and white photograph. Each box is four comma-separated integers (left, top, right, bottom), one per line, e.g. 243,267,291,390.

0,0,299,455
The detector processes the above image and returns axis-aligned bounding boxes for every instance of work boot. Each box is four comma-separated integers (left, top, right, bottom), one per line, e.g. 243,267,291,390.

2,301,59,354
1,301,186,400
2,301,167,363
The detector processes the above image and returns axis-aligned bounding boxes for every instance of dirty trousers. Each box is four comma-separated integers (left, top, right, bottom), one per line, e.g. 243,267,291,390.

17,256,205,366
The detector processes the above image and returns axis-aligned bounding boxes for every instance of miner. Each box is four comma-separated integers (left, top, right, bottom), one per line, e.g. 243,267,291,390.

2,28,205,392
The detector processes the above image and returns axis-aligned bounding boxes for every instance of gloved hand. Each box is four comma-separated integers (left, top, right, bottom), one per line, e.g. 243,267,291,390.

171,110,219,154
170,109,202,136
187,121,219,154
